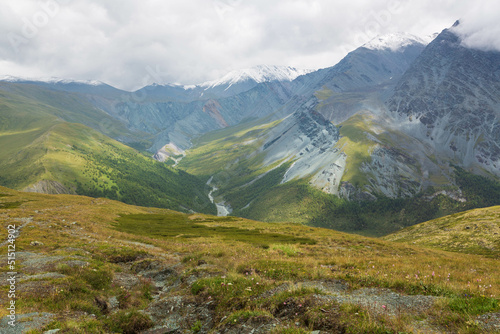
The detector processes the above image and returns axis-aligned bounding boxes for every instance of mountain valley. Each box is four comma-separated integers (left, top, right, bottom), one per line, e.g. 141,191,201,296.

0,17,499,334
1,22,499,237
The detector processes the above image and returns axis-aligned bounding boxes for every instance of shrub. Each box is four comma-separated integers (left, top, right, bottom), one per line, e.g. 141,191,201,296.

107,310,154,334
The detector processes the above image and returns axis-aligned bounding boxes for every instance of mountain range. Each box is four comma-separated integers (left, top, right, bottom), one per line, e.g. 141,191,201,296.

0,21,499,235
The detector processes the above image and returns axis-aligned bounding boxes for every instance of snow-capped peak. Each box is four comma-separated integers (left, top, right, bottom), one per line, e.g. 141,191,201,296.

201,65,314,89
148,82,196,90
362,32,431,51
0,75,104,86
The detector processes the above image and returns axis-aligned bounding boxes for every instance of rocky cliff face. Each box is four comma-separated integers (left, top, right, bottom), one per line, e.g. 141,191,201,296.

312,34,428,124
360,146,421,198
387,23,500,177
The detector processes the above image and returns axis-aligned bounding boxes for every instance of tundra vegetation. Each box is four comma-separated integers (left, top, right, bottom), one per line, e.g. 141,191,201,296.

0,186,498,333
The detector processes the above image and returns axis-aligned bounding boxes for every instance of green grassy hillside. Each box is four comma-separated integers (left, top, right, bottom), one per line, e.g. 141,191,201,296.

0,187,498,333
0,87,215,214
0,82,149,145
384,206,500,257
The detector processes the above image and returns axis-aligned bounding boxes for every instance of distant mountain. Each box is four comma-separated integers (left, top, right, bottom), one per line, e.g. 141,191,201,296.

135,65,313,101
177,26,500,234
0,71,309,153
0,75,105,86
387,21,500,177
199,65,313,96
202,65,313,88
0,84,216,214
176,33,434,224
0,75,125,97
309,33,427,119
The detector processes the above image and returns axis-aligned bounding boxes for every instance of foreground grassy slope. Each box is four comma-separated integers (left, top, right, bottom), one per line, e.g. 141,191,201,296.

0,187,499,333
0,89,215,214
384,206,500,257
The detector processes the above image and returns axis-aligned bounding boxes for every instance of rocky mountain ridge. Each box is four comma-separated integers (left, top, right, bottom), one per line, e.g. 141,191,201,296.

387,22,500,177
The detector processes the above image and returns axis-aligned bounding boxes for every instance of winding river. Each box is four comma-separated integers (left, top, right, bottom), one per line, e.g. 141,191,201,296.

206,176,232,216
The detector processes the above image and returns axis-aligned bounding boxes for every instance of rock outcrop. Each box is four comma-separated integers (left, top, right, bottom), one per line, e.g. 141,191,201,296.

23,180,74,195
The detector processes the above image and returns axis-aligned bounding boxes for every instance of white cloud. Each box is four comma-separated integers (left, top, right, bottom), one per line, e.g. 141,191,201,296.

0,0,498,90
452,3,500,51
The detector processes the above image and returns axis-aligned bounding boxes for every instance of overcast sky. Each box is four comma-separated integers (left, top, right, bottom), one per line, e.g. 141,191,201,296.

0,0,498,91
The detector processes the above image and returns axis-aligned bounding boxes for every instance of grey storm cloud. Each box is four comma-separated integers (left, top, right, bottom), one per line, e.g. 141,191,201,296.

0,0,498,91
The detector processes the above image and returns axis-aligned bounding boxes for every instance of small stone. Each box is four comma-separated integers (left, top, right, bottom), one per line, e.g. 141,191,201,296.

44,330,60,334
30,241,44,246
108,296,119,309
311,331,321,334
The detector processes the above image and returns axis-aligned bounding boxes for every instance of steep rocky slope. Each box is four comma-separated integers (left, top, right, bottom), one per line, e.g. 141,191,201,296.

312,32,427,124
387,21,500,177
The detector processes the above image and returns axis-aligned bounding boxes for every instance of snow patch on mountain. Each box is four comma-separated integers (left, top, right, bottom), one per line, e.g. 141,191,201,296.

0,75,104,86
201,65,314,90
147,82,197,90
363,32,430,52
